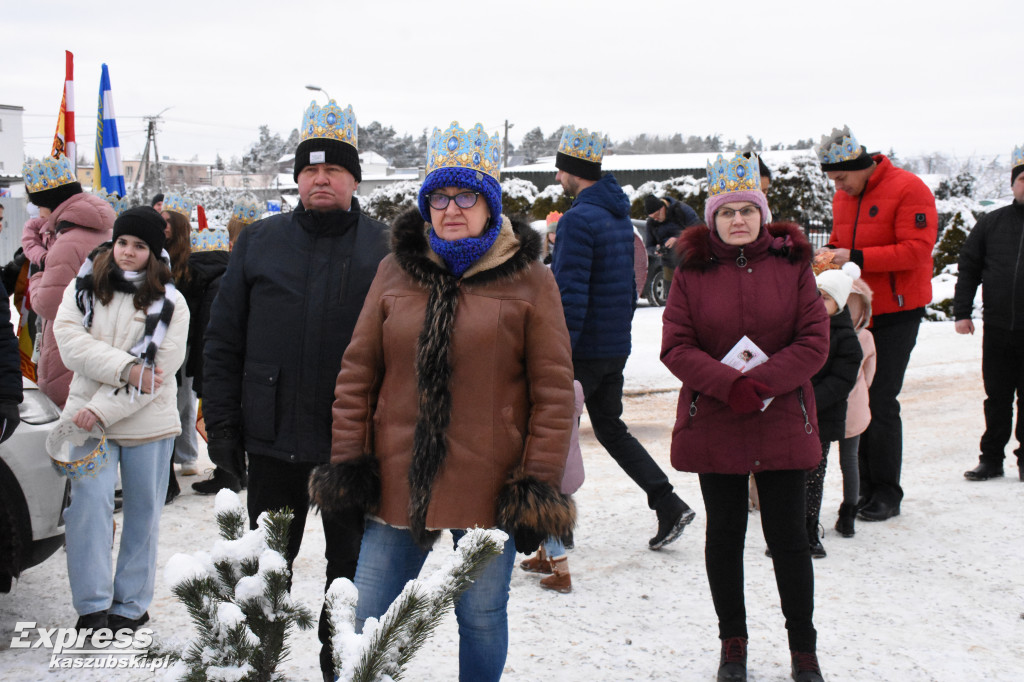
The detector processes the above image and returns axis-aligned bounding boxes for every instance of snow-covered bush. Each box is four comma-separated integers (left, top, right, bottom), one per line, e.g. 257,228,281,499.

530,184,571,220
362,180,420,223
500,177,538,219
629,175,705,220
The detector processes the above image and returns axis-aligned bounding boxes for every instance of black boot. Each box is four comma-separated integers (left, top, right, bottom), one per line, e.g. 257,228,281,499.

791,651,824,681
964,460,1004,481
835,503,856,538
191,467,244,495
717,636,747,681
807,519,826,559
75,611,108,634
649,495,696,550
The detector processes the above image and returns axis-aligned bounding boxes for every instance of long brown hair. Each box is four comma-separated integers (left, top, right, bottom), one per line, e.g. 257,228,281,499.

163,210,192,285
92,247,173,310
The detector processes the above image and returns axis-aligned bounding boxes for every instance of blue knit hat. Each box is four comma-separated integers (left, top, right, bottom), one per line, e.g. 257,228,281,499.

417,122,502,225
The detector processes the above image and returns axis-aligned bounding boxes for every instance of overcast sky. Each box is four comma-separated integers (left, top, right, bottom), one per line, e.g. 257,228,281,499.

4,0,1019,169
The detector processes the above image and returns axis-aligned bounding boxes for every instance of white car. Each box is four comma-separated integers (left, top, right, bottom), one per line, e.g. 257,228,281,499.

0,379,67,592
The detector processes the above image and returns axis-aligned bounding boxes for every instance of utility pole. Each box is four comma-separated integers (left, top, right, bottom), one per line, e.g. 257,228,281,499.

503,119,514,167
133,107,171,196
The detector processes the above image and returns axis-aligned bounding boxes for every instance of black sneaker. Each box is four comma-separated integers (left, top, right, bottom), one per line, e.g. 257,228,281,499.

717,636,747,681
649,497,696,550
191,467,244,495
108,611,149,634
75,611,108,633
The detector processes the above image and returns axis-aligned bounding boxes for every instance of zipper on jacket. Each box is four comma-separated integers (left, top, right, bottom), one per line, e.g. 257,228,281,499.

689,392,700,417
735,247,747,268
849,194,864,252
798,387,812,434
1012,226,1024,329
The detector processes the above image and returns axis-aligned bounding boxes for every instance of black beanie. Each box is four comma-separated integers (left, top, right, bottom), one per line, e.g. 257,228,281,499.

28,181,83,211
113,206,167,257
150,193,164,207
644,195,665,214
293,138,361,182
1012,165,1024,187
555,151,602,182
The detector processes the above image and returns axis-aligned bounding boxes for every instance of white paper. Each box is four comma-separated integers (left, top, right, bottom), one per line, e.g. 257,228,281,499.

721,335,773,410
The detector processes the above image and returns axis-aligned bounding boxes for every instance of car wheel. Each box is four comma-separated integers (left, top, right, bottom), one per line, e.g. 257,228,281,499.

648,269,667,307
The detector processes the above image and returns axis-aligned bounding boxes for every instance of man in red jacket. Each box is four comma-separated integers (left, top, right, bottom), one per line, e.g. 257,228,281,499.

816,126,937,522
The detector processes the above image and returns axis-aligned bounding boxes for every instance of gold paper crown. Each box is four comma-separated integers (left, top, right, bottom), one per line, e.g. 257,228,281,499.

300,99,358,149
706,153,761,198
425,121,502,180
816,125,864,165
557,127,607,162
96,189,129,217
23,155,77,194
191,228,230,253
163,192,193,219
1013,145,1024,170
231,198,263,225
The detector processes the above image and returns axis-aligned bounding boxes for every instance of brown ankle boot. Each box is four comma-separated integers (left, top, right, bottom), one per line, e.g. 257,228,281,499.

540,556,572,593
520,547,552,574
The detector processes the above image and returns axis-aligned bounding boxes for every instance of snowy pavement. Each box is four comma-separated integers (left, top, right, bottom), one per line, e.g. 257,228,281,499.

1,308,1022,681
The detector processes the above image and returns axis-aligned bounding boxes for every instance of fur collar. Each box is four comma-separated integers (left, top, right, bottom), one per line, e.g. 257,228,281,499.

675,221,813,272
391,207,541,284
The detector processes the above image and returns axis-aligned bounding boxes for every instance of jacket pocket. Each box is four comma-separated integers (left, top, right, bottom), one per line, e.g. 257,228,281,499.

242,361,279,442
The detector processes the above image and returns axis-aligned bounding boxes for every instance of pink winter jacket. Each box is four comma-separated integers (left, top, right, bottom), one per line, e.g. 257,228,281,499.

844,279,876,438
20,216,54,267
27,193,114,407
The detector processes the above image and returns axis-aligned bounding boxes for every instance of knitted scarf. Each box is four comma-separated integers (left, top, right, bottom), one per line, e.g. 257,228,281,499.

74,244,176,395
428,218,501,278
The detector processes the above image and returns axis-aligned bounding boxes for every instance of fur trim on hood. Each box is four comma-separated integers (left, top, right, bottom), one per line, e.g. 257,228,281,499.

674,221,814,272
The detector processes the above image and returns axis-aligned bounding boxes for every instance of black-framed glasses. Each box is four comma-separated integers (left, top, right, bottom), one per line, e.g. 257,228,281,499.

427,191,480,211
716,206,760,220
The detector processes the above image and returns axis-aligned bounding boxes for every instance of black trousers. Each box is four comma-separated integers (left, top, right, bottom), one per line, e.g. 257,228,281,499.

246,453,364,681
699,470,816,652
574,356,675,510
859,315,921,506
979,325,1024,466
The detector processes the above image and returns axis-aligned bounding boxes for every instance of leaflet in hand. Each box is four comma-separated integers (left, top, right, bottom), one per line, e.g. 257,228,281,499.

721,335,773,410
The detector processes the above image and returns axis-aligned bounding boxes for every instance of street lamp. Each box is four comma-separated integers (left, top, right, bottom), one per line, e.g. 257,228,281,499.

305,84,333,101
503,120,515,167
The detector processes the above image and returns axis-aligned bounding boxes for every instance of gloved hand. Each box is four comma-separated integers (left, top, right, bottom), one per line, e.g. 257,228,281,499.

206,426,245,480
513,526,546,555
0,401,20,444
727,377,771,414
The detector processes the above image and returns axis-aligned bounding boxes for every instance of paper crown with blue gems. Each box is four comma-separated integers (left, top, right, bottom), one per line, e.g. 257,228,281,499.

231,198,263,225
191,228,230,253
96,190,129,217
300,99,357,149
557,127,607,163
706,153,761,198
162,192,193,219
425,122,502,181
816,125,872,171
22,155,77,194
1013,145,1024,170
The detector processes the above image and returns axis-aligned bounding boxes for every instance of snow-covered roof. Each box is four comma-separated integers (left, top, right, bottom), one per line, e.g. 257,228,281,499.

504,149,815,174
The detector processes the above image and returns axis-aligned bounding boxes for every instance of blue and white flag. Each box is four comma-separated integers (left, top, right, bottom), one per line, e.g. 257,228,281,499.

93,63,126,196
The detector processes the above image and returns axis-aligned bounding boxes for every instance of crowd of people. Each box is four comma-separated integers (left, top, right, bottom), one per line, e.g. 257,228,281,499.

4,107,1023,682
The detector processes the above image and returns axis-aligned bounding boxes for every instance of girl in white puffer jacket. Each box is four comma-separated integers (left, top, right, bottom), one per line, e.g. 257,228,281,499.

49,206,189,634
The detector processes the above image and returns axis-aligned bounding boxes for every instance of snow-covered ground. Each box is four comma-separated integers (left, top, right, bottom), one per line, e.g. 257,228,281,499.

2,306,1022,681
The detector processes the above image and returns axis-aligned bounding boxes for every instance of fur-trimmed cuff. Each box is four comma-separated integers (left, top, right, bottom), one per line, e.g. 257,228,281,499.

308,454,380,518
496,473,576,538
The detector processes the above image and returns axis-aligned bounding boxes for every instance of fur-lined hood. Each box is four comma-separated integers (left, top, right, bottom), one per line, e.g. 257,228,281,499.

391,206,542,284
675,221,813,272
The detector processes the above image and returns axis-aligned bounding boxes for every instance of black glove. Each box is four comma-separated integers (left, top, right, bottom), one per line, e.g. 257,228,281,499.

513,526,546,555
0,401,20,444
206,426,245,480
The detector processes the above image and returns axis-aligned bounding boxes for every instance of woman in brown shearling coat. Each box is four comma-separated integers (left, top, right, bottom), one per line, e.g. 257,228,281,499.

310,126,575,681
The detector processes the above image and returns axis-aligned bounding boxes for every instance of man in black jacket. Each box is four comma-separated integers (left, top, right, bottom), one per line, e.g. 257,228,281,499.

644,195,699,289
954,148,1024,482
202,100,390,681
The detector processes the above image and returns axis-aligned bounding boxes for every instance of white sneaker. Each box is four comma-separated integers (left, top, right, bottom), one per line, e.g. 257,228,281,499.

179,462,200,476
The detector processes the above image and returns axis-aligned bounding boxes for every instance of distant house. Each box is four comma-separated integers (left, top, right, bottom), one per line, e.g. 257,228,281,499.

0,104,26,195
503,149,813,190
275,150,423,196
77,157,214,193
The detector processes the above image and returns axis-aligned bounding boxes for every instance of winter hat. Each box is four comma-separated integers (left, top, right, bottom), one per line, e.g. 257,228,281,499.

417,121,503,224
23,155,82,211
816,262,861,312
554,126,606,181
150,193,164,208
113,206,167,257
704,153,771,227
162,192,193,220
293,99,361,182
816,125,874,172
1011,145,1024,186
644,195,666,215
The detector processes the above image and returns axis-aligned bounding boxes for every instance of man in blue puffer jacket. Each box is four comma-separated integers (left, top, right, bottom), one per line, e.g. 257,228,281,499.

551,126,695,550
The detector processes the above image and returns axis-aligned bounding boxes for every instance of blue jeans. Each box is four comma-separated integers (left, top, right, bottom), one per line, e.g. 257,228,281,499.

542,535,566,559
354,520,516,682
65,437,173,619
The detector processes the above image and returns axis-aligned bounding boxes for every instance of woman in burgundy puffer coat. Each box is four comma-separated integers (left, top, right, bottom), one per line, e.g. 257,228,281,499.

661,153,829,682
